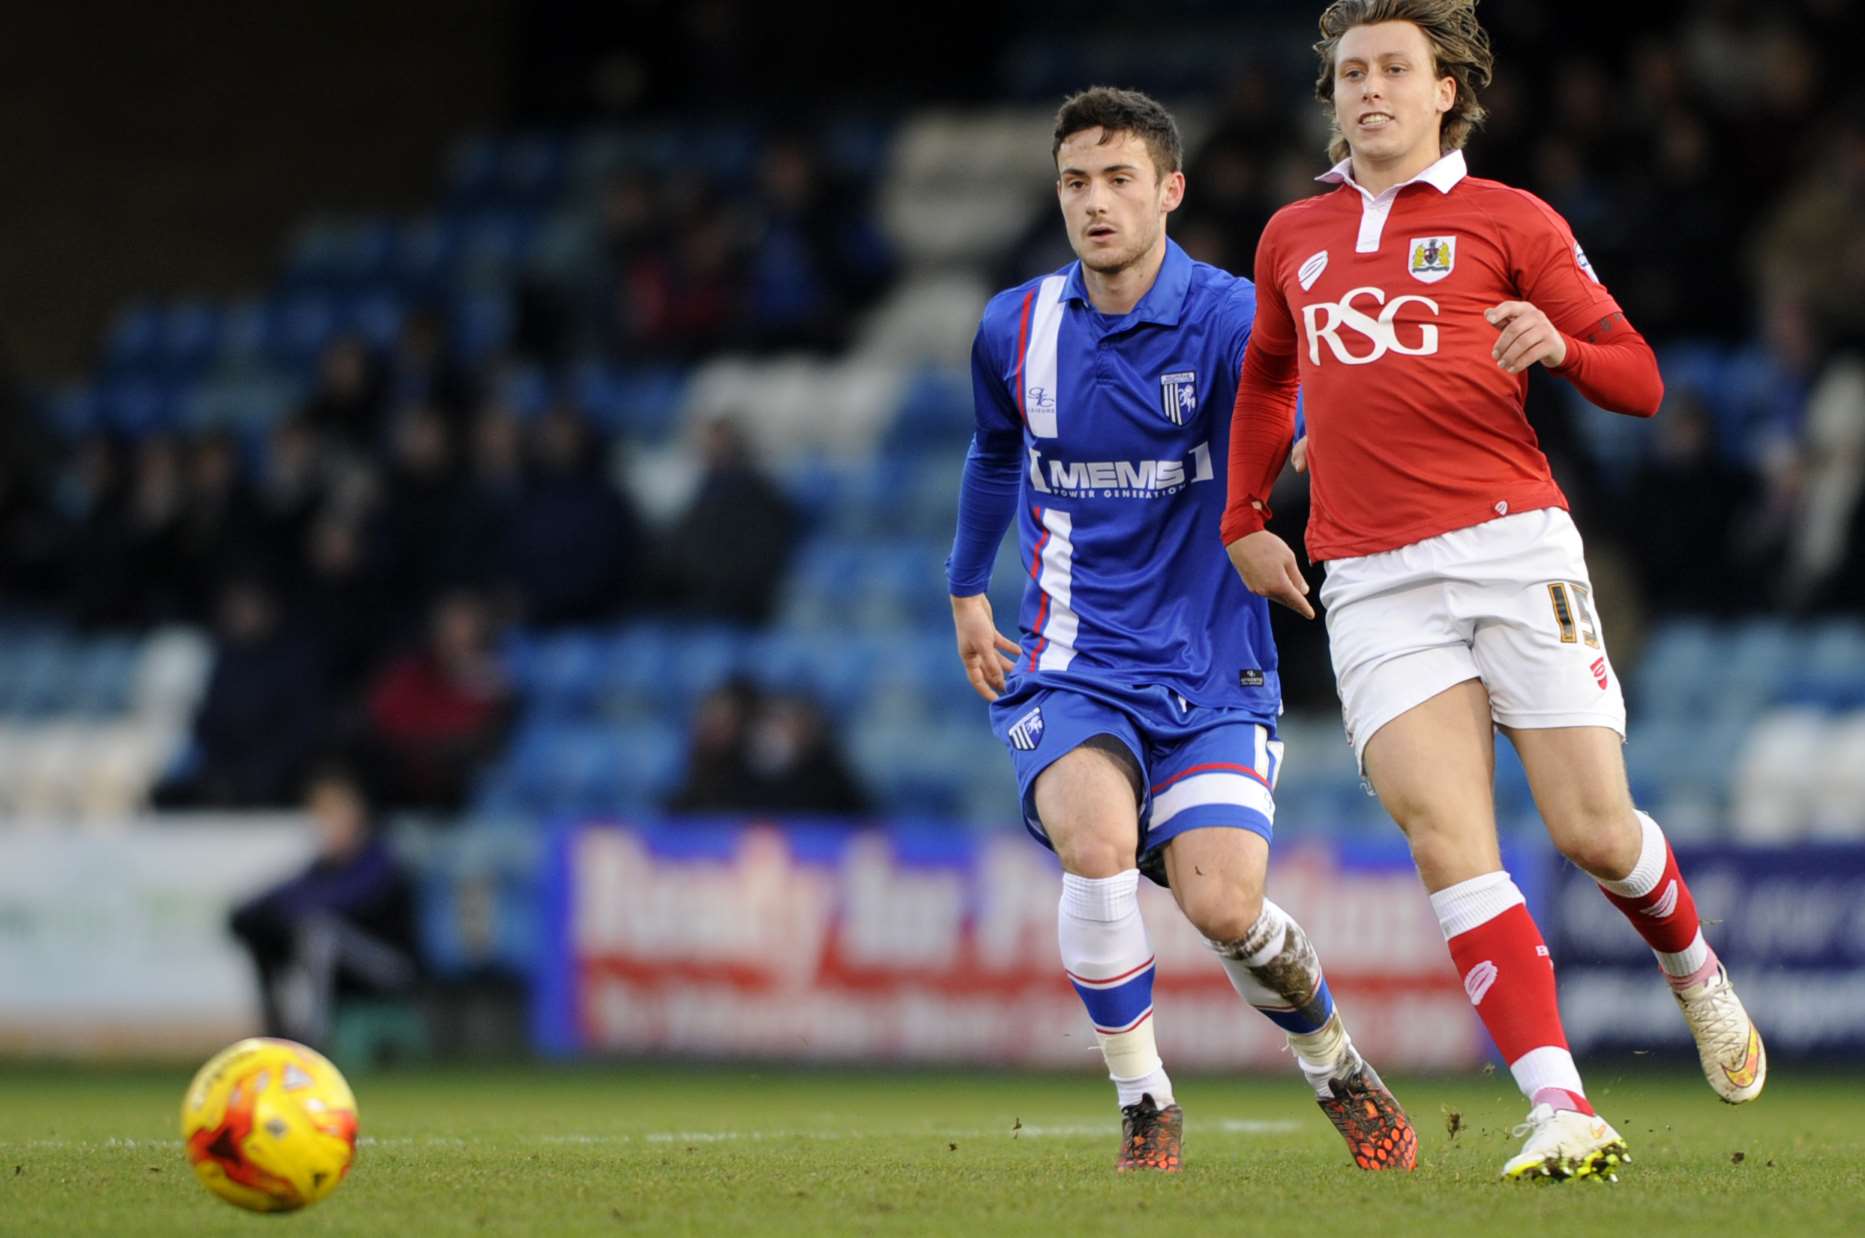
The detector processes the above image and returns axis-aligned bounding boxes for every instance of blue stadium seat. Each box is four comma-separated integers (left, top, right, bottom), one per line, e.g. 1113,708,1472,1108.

886,368,971,453
444,134,501,203
595,624,678,712
525,631,609,718
102,301,162,371
271,292,340,363
42,385,102,439
387,215,458,292
453,292,514,362
342,288,405,350
160,299,225,374
98,378,178,438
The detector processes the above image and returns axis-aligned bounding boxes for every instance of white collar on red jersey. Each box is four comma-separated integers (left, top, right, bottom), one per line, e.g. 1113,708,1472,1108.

1317,148,1467,199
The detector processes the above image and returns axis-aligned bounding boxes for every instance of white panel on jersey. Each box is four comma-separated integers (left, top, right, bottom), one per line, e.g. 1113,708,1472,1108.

1035,507,1079,671
1021,275,1068,438
1150,772,1276,830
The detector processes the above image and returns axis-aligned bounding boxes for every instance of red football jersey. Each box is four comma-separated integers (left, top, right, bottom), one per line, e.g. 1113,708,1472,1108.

1223,150,1660,562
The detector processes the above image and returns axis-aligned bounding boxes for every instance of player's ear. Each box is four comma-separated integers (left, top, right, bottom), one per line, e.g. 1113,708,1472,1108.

1436,72,1456,116
1161,169,1186,214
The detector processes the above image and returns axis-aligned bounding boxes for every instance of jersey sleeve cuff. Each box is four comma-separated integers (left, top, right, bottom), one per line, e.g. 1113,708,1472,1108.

1220,504,1269,545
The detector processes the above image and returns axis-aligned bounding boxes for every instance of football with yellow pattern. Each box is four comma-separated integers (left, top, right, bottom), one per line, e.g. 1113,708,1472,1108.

179,1038,359,1213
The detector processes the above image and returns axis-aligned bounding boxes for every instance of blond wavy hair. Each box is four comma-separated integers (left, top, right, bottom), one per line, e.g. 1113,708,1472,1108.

1314,0,1494,163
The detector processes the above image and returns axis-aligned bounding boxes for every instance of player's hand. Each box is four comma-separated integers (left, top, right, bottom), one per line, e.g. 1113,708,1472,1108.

1485,301,1568,374
1290,435,1308,475
951,593,1022,701
1225,529,1315,620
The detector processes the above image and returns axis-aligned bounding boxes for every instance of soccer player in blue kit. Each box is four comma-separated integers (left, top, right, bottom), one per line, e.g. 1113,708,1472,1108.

946,87,1417,1174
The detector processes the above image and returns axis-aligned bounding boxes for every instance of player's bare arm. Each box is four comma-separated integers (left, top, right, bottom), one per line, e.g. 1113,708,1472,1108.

950,592,1021,701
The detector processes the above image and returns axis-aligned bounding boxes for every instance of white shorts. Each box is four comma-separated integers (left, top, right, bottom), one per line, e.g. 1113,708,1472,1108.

1319,508,1626,770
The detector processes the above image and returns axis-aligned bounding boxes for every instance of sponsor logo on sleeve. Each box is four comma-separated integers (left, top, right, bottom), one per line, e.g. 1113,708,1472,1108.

1574,242,1600,284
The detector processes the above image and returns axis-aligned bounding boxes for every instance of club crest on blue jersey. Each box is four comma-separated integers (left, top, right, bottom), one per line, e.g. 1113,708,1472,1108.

1158,370,1197,425
1408,236,1455,284
1008,706,1045,752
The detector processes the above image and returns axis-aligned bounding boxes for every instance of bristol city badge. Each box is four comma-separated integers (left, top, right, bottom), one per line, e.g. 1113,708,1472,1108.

1407,235,1456,284
1158,370,1197,425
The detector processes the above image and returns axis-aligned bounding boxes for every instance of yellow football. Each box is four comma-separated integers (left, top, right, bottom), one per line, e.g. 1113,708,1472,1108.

179,1038,359,1212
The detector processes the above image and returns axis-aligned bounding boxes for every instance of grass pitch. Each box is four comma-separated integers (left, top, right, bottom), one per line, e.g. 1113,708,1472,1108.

1,1063,1860,1236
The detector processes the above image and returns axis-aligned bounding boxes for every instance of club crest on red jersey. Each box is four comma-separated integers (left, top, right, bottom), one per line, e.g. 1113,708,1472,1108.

1407,235,1456,284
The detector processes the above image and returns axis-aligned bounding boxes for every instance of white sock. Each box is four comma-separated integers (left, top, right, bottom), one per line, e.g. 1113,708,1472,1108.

1059,870,1172,1108
1511,1045,1587,1107
1597,811,1667,897
1208,900,1348,1096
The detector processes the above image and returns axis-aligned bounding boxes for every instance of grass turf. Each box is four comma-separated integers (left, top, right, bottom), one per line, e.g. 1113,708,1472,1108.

1,1064,1860,1236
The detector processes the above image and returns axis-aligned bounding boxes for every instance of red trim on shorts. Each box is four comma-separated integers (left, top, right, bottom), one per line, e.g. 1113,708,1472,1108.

1150,761,1270,795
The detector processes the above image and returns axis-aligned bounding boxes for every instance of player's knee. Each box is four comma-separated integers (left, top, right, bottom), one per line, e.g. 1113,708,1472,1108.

1550,811,1640,879
1051,829,1136,879
1178,882,1264,944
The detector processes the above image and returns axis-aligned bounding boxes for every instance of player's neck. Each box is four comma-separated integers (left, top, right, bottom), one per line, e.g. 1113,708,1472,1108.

1349,140,1443,196
1081,234,1167,317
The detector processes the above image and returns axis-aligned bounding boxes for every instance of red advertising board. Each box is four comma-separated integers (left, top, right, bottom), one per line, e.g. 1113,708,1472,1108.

541,824,1488,1070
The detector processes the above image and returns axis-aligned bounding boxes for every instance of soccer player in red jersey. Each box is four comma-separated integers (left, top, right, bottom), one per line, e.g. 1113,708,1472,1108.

1221,0,1765,1181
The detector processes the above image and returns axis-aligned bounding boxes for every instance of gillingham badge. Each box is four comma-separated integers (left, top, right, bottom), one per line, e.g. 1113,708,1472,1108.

1158,370,1197,425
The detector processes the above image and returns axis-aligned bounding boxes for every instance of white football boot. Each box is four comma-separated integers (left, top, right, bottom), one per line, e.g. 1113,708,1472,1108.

1501,1104,1629,1183
1675,963,1766,1103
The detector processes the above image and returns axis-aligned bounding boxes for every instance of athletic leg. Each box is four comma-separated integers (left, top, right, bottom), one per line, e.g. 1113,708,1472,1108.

1507,724,1765,1102
1033,738,1182,1171
1363,680,1626,1178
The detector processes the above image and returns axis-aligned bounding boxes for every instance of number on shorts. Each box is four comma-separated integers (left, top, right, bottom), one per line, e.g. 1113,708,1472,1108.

1547,582,1600,648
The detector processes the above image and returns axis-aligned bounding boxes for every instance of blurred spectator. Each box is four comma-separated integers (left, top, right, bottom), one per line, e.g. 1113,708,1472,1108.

664,417,796,624
622,184,740,359
157,574,329,807
450,406,528,610
301,336,388,455
172,430,263,623
747,693,869,818
373,405,473,607
298,512,393,693
386,308,478,421
54,433,135,627
228,765,418,1048
1780,353,1865,612
667,678,868,818
365,590,512,810
1753,116,1865,348
743,136,893,351
254,417,329,579
1624,394,1759,614
667,677,765,815
507,407,643,625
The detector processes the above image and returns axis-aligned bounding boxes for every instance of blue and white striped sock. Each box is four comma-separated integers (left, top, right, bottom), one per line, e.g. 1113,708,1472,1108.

1059,870,1173,1108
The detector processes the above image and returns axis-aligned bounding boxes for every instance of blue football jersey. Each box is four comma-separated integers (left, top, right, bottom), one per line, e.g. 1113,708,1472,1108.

948,240,1281,716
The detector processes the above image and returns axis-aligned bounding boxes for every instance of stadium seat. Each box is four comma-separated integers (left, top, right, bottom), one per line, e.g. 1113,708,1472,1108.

1731,708,1830,841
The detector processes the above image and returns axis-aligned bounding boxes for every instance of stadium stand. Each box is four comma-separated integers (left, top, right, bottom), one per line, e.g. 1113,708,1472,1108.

2,3,1862,843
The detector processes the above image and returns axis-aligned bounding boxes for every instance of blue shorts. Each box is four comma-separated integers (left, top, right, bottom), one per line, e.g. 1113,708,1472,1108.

989,677,1283,879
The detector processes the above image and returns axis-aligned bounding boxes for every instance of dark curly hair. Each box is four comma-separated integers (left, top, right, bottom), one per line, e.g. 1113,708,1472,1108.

1314,0,1494,163
1052,86,1183,180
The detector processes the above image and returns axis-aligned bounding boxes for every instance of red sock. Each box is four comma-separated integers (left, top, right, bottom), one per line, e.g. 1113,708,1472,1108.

1444,904,1595,1117
1597,815,1713,980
